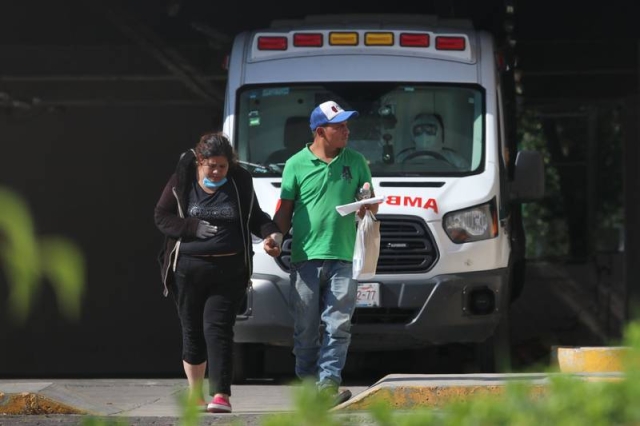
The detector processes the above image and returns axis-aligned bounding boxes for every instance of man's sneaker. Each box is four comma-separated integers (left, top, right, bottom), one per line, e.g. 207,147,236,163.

207,395,232,413
334,389,352,407
318,385,352,407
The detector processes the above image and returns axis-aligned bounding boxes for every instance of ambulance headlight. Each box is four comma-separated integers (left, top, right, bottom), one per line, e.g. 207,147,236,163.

443,200,498,244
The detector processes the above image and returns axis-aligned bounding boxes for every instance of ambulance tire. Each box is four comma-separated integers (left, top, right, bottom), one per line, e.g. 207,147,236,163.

510,258,526,303
475,308,512,373
232,343,265,383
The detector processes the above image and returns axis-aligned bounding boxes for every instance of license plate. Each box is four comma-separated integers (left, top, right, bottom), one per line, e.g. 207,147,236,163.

356,283,380,308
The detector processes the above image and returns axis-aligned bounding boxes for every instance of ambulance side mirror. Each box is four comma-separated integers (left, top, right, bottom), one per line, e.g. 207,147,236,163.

510,150,545,202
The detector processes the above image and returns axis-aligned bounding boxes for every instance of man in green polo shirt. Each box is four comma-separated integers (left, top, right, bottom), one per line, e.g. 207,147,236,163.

273,100,378,405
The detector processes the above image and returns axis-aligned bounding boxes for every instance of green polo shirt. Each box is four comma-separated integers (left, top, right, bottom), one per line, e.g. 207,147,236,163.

280,145,373,263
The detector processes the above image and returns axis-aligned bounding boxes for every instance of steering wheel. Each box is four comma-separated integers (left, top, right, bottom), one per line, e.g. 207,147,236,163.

402,150,451,164
395,146,416,158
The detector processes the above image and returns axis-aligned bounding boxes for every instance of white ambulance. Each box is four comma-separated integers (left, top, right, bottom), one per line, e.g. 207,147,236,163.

222,14,544,379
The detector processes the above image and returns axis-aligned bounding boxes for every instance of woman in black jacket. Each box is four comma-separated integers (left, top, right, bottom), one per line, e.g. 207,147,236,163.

154,131,282,413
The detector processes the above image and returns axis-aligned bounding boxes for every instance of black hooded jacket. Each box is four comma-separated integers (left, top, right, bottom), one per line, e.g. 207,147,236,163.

154,149,280,296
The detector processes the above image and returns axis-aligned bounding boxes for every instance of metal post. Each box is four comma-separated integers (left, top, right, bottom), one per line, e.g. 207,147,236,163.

586,105,597,255
622,41,640,321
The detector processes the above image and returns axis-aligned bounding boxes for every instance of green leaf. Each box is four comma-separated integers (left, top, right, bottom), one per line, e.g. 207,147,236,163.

0,188,40,323
40,236,86,321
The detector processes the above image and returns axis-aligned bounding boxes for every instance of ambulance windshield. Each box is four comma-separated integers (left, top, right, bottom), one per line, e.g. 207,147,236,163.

235,83,484,177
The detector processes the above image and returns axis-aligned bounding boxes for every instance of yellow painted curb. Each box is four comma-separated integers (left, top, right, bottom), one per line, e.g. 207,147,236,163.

0,392,86,415
553,346,628,373
338,384,548,411
334,373,628,411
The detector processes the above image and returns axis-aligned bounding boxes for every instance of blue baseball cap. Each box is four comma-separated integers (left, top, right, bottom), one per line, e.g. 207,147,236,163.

309,100,359,131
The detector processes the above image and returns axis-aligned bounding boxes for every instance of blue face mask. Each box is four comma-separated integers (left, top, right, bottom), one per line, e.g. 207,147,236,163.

203,177,228,189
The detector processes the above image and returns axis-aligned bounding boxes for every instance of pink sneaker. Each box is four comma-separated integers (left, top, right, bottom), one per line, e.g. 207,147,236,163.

207,395,232,413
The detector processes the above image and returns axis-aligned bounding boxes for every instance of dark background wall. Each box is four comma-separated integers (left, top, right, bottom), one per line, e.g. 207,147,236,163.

0,106,216,376
0,0,638,377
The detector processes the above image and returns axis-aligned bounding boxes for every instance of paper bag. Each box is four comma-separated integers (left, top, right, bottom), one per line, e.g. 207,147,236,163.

352,210,381,280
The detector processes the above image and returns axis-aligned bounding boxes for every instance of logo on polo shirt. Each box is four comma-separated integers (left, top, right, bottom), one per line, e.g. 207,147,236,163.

341,166,352,183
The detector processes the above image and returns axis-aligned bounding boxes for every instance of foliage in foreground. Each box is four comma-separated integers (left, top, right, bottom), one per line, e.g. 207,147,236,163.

0,188,85,324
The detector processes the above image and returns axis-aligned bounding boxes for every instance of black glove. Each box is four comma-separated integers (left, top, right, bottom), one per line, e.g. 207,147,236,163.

196,220,217,239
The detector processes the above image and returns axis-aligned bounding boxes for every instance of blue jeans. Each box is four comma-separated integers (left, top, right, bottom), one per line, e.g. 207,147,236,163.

289,260,357,388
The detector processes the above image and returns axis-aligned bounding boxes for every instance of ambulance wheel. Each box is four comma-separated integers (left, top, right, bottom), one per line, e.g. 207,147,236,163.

232,343,265,383
475,308,512,373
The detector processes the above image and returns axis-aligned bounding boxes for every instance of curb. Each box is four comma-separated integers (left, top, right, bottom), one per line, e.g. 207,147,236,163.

338,372,626,411
337,374,550,411
0,392,86,415
552,346,628,373
0,382,106,415
338,345,630,412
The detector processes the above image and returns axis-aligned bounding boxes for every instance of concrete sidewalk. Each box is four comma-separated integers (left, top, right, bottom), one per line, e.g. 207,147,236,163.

0,378,325,416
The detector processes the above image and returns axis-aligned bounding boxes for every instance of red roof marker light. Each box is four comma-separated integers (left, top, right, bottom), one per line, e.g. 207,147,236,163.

399,33,430,47
258,36,288,50
293,33,323,47
435,36,466,51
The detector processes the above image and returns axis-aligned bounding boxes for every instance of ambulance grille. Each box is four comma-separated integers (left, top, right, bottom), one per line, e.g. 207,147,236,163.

275,214,437,273
377,214,437,273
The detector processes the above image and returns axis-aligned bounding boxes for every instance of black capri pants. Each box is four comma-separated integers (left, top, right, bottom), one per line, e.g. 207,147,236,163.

171,252,247,396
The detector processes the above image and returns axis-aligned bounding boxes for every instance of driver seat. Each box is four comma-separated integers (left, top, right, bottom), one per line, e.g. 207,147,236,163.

265,116,310,164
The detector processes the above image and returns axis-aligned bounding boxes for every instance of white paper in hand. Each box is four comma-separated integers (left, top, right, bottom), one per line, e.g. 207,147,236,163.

335,196,385,216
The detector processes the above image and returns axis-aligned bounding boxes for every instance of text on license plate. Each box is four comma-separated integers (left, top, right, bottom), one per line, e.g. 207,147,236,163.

356,283,380,308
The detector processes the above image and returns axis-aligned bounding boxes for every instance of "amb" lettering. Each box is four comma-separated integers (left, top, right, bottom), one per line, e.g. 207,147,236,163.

385,196,438,213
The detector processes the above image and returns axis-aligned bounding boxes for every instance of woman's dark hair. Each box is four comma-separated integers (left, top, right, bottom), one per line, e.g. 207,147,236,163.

195,131,237,168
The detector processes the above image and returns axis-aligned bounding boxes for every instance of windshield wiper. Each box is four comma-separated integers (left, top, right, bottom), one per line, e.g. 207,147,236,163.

238,160,283,175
